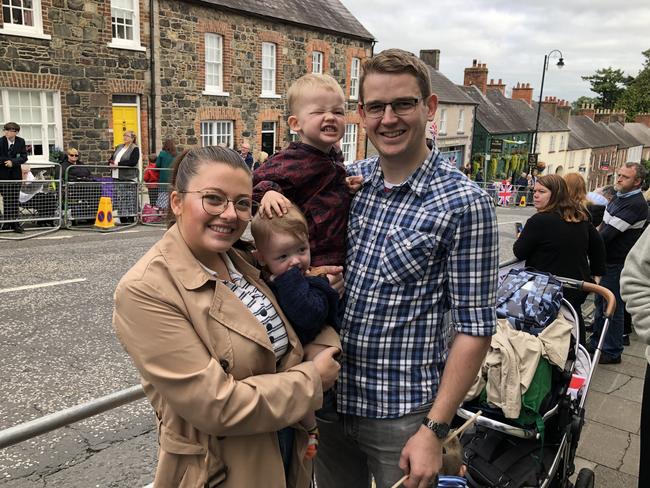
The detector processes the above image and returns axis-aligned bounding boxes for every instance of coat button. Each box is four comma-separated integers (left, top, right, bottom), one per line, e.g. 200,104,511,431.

219,359,229,370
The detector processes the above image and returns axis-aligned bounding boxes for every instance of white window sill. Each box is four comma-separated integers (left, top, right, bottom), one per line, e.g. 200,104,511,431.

349,96,358,101
107,41,146,52
260,93,282,99
202,90,229,97
0,27,51,40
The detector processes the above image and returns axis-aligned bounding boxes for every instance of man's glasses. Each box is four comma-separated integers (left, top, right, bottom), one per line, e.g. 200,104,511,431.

361,98,422,118
179,191,258,221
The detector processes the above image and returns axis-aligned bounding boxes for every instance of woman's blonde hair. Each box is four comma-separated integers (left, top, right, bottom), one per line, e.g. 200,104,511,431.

124,130,137,145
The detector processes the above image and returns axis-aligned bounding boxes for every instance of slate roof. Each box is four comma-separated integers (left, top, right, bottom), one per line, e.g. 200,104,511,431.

568,115,619,150
197,0,374,40
459,85,530,135
624,123,650,147
524,101,570,133
428,67,476,105
603,122,643,149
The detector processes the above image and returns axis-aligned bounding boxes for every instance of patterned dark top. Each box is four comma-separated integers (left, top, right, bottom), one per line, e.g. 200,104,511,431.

253,142,350,267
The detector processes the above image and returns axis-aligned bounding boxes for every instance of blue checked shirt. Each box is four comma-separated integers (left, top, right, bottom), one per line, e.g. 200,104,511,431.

340,149,499,418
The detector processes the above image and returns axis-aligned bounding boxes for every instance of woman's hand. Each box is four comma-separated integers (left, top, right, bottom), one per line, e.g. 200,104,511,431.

311,346,340,391
260,190,292,218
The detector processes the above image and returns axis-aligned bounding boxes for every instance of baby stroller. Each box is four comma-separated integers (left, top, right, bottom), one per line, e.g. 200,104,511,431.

456,262,616,488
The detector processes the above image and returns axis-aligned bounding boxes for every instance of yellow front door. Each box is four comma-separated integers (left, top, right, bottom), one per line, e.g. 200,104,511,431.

112,106,139,148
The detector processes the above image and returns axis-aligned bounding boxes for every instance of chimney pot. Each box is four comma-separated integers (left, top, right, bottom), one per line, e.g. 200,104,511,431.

472,59,477,66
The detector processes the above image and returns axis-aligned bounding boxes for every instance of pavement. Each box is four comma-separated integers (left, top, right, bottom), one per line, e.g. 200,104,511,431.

0,206,644,487
571,301,643,487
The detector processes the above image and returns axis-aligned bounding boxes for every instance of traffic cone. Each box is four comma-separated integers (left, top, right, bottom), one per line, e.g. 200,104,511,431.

519,196,526,207
95,196,115,229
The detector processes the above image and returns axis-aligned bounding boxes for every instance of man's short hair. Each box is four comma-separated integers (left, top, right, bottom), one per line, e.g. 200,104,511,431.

287,73,345,115
625,162,647,187
359,49,432,102
251,205,309,250
4,122,20,131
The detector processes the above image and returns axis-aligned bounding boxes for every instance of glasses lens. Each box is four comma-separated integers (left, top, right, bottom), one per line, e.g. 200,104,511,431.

234,199,258,220
202,193,228,215
364,103,385,117
393,99,419,115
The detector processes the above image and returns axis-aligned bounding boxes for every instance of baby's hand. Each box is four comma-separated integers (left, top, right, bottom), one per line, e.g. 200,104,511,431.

260,190,292,218
345,175,363,194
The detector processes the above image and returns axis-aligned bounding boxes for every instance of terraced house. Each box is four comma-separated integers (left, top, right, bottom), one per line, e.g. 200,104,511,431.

0,0,374,168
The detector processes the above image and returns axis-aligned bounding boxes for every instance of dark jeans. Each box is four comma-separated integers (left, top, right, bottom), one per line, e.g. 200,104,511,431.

590,263,625,358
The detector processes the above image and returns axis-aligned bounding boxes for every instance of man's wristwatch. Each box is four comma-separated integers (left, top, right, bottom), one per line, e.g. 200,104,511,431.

422,417,450,439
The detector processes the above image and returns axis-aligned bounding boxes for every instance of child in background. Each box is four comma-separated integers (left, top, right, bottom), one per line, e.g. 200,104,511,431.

253,73,351,270
251,206,341,459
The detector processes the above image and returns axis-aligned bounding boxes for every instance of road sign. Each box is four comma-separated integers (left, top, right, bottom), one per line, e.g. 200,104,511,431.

528,153,538,165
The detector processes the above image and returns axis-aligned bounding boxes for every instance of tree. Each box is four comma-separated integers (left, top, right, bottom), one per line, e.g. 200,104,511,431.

581,67,633,109
616,49,650,120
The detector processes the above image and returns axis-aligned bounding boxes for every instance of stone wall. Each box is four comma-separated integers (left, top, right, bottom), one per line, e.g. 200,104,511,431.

156,0,372,159
0,0,150,163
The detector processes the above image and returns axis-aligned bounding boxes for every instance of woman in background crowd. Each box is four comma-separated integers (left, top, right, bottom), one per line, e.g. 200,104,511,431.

108,130,140,223
564,172,605,226
154,138,176,208
513,174,606,344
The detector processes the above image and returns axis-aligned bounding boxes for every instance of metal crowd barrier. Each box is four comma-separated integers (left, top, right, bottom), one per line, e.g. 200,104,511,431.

64,164,140,231
0,163,62,240
473,180,533,207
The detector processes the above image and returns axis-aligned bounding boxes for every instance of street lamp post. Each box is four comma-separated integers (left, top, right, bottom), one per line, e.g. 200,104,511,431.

530,49,564,173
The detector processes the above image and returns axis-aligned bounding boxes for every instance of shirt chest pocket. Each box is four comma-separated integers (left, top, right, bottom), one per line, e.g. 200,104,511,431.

380,227,445,284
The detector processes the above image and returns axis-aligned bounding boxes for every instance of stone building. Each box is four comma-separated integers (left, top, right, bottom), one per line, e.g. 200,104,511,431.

0,0,373,168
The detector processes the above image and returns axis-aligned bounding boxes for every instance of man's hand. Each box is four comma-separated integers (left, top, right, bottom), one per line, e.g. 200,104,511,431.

345,175,363,194
399,427,443,488
260,190,292,218
4,160,12,167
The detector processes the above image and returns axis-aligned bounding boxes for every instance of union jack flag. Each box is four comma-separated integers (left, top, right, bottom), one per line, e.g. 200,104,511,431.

498,182,513,206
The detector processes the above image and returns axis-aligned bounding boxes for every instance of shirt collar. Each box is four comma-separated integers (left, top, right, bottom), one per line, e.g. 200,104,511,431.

617,188,642,198
367,147,439,197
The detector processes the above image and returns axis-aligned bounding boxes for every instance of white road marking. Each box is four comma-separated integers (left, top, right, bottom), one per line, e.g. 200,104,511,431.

0,278,87,294
34,235,73,240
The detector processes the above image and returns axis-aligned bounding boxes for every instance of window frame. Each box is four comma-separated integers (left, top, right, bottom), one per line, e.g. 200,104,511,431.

349,57,360,100
312,51,323,74
438,108,447,135
457,109,465,134
549,134,556,153
0,0,50,39
201,120,233,148
108,0,145,52
0,88,63,164
261,42,277,97
204,33,228,96
341,123,358,164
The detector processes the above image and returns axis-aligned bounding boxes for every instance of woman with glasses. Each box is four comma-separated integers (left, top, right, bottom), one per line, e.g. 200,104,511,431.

60,148,92,181
113,146,341,488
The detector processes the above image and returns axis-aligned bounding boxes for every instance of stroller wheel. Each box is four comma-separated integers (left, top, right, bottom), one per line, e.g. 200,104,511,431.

574,468,594,488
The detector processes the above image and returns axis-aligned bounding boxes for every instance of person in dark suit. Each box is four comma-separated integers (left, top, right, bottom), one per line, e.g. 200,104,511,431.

108,130,140,224
0,122,29,233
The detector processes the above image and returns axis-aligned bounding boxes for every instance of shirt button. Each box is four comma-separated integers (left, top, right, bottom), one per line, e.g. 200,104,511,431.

266,324,273,331
270,336,275,343
260,309,267,317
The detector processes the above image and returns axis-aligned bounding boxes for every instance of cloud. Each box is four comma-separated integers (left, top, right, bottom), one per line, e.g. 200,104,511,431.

342,0,650,100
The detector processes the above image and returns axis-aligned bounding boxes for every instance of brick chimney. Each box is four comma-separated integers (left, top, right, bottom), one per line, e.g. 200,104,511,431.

610,109,626,125
577,103,595,120
594,108,612,124
487,78,506,95
556,99,571,125
634,113,650,127
419,49,440,70
511,82,533,106
464,59,489,94
541,96,559,117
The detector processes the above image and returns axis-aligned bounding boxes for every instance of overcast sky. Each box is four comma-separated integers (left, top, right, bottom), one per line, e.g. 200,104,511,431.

342,0,650,103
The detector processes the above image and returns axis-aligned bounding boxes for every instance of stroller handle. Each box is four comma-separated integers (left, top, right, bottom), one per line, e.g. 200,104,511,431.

556,277,616,318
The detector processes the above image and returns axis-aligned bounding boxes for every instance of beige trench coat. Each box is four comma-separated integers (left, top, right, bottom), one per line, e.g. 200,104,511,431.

113,225,340,488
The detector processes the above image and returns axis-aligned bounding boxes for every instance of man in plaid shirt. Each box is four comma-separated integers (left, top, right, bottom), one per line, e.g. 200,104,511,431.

315,49,499,488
